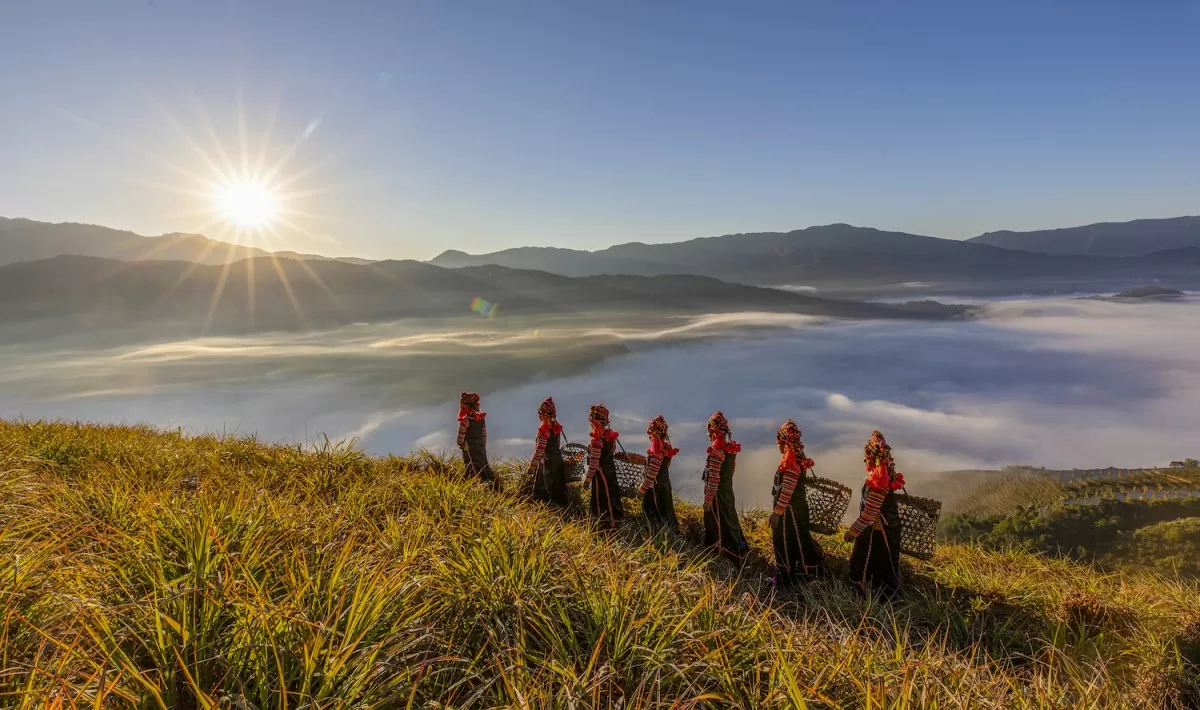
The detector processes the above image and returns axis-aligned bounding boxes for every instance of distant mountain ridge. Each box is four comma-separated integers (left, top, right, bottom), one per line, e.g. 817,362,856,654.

0,217,371,268
969,216,1200,256
5,215,1200,289
429,222,1200,287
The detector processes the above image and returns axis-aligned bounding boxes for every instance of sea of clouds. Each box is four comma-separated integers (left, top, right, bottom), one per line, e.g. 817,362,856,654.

2,296,1197,508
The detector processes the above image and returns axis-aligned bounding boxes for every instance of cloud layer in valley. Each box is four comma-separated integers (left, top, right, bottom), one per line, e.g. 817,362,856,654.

2,297,1198,508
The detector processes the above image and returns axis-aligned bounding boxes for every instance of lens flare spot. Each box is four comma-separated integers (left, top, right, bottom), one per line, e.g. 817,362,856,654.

470,296,498,319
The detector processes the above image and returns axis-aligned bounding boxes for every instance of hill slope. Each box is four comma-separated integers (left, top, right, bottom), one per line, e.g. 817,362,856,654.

970,216,1200,256
942,465,1200,580
0,216,370,267
0,420,1197,707
0,254,969,336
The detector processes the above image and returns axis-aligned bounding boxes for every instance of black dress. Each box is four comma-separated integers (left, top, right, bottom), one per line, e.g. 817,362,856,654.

770,466,826,584
589,437,625,528
848,485,903,598
703,450,748,560
641,453,679,533
531,428,569,508
461,418,500,490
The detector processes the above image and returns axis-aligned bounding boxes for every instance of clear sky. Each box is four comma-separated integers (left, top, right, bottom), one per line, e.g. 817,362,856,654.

1,0,1197,260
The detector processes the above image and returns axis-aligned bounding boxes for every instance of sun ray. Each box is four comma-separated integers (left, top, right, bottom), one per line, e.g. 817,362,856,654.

266,251,308,329
253,90,283,178
264,224,344,308
202,240,242,334
247,247,256,331
153,223,235,308
273,215,336,247
186,90,239,182
54,104,219,191
145,92,231,183
266,152,342,192
236,82,250,178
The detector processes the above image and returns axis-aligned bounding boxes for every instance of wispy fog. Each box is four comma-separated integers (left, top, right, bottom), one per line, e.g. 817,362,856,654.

2,297,1197,508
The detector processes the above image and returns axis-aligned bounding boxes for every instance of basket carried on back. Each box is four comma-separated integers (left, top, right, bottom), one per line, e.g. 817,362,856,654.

803,474,853,535
613,450,646,499
562,443,588,483
894,492,942,560
560,442,646,498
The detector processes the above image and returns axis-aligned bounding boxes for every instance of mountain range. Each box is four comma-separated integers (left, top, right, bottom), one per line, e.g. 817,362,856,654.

3,216,1197,306
429,222,1200,288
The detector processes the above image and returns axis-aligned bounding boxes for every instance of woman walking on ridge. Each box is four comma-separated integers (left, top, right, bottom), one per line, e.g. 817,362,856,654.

702,411,749,561
770,419,826,585
526,397,569,508
639,415,680,534
845,429,905,599
457,392,500,490
585,403,624,529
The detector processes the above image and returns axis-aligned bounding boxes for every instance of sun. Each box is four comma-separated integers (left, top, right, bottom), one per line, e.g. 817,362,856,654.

214,179,281,229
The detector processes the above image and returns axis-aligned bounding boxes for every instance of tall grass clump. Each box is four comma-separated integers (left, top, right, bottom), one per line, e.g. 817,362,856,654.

1,419,1197,708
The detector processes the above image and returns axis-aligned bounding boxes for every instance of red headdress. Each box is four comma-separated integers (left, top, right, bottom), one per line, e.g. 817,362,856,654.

864,429,904,492
458,392,485,421
646,414,679,458
537,397,561,436
589,403,618,442
776,419,814,472
707,410,741,454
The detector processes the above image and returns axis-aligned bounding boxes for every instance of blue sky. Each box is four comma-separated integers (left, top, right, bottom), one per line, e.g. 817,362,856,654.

1,0,1197,259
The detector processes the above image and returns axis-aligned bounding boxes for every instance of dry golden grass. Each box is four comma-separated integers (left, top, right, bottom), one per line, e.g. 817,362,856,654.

1,420,1197,708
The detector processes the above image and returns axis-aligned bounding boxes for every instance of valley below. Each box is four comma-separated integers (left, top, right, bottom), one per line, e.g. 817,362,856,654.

3,292,1197,509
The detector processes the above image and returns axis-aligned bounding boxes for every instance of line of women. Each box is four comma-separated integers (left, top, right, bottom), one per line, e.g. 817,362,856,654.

457,392,905,598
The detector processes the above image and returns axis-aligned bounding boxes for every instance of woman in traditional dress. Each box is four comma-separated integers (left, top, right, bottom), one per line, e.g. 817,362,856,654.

585,403,624,528
638,415,680,533
457,392,500,490
770,419,826,584
845,429,905,598
526,396,569,508
702,411,749,560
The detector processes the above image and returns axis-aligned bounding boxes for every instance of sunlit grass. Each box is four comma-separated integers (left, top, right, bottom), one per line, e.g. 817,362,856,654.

1,419,1197,707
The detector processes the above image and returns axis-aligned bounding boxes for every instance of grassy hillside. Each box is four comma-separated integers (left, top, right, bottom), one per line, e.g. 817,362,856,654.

941,465,1200,585
2,421,1198,708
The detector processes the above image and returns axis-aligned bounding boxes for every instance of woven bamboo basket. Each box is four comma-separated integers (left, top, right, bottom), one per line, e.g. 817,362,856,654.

562,443,587,483
613,450,646,499
803,474,852,535
894,492,942,560
560,442,646,498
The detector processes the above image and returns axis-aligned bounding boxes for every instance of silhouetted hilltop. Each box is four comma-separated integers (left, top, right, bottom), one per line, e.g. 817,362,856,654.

970,216,1200,256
